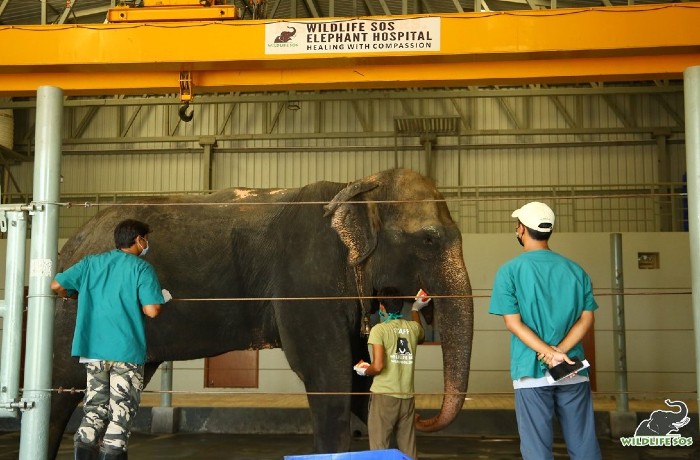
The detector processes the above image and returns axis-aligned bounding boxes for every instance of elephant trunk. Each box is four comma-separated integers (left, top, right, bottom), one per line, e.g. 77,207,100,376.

666,399,688,421
416,241,473,432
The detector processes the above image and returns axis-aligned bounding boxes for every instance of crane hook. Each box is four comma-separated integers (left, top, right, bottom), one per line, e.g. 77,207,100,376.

178,102,194,123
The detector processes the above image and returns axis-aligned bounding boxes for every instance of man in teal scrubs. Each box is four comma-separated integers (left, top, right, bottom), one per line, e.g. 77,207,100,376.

52,219,171,460
489,202,601,460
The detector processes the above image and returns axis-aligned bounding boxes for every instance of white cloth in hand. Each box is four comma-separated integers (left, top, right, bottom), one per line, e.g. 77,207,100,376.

412,289,431,311
354,361,369,376
162,289,173,303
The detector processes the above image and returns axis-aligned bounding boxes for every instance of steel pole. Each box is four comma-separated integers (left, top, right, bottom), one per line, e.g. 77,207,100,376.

18,86,63,460
610,233,629,412
684,65,700,434
0,211,28,417
160,361,173,408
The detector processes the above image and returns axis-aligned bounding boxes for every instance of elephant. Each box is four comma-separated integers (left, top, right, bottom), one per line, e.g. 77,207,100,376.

47,168,474,458
634,399,690,436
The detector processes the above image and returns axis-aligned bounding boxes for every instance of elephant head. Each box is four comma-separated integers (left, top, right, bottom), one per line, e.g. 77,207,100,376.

634,399,690,436
324,168,474,432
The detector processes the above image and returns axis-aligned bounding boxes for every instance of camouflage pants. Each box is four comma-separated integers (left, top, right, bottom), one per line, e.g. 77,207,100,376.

74,361,144,451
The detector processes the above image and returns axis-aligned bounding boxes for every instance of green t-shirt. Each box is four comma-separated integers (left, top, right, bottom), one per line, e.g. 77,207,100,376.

489,249,597,381
55,249,164,364
368,318,424,399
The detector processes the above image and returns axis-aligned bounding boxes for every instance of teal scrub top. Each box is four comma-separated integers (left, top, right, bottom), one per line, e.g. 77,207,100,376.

489,249,597,381
55,249,164,364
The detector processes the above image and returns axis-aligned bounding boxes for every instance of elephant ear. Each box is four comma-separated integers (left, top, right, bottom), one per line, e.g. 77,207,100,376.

324,178,381,267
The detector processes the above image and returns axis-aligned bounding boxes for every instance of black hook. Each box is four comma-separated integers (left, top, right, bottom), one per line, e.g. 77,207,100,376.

178,102,194,123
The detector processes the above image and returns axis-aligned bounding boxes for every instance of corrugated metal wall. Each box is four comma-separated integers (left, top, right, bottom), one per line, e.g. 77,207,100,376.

8,90,686,237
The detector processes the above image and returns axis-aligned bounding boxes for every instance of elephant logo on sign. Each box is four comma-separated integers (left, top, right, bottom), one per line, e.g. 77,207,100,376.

275,26,296,43
634,399,690,436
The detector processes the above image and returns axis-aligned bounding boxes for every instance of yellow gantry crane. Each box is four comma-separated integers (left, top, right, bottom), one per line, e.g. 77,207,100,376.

108,0,239,23
0,3,699,118
108,0,244,121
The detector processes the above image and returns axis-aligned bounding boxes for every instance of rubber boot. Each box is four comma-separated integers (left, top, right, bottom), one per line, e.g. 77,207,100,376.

96,446,127,460
74,442,98,460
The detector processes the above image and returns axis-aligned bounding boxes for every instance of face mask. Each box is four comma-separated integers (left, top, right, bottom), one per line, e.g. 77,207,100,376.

515,226,524,247
138,238,150,257
378,309,402,323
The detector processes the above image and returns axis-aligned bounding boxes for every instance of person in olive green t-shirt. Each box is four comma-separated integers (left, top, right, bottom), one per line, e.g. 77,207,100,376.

354,286,428,459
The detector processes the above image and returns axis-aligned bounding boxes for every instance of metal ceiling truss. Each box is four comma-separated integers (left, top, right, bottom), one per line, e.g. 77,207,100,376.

0,84,684,110
1,84,686,156
5,91,682,157
0,0,692,25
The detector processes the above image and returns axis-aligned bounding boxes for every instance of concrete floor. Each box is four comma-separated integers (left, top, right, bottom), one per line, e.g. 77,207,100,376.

1,431,699,459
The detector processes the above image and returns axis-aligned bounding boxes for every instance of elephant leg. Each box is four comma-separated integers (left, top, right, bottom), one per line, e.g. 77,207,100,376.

307,392,352,453
48,390,83,459
49,353,85,460
276,304,356,453
143,362,162,389
291,354,354,453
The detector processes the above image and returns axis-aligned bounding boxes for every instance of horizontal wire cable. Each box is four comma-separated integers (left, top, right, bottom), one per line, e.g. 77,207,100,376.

37,388,699,398
31,189,688,209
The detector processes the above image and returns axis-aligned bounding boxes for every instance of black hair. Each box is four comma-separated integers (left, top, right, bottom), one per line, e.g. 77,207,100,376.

114,219,150,249
377,286,404,314
519,219,552,241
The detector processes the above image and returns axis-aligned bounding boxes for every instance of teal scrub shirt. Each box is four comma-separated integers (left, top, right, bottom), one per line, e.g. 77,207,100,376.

489,249,597,381
55,249,164,364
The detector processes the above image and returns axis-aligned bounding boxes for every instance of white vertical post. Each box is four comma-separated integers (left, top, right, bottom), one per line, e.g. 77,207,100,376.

0,211,28,417
19,85,63,460
684,66,700,433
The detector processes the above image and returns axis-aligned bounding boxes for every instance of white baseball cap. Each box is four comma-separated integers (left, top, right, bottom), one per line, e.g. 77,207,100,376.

512,202,555,233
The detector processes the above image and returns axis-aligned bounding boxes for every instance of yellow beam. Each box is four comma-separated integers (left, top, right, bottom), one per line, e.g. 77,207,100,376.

0,3,699,96
107,5,239,23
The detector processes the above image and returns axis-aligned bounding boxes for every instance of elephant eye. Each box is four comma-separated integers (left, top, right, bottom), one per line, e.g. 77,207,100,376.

422,227,440,246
